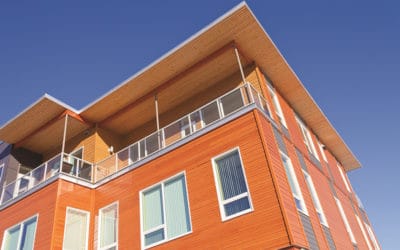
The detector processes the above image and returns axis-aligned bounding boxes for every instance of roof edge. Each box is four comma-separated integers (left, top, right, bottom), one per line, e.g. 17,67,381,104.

78,1,249,114
0,93,79,130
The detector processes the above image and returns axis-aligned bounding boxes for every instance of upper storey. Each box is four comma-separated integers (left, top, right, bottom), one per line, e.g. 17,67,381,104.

0,2,360,172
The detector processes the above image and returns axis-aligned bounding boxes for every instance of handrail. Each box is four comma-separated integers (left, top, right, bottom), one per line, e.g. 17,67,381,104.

0,83,271,206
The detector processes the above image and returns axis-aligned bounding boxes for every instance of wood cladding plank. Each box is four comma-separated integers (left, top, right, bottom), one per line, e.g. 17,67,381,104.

92,111,289,249
0,182,59,250
257,113,309,248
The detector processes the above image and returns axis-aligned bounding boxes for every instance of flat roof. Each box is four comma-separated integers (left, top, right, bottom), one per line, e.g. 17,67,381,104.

0,2,361,171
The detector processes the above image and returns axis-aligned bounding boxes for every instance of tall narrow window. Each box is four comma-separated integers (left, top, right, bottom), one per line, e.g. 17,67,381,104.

98,202,118,250
212,148,253,220
296,117,319,160
355,215,372,250
335,198,356,244
303,171,328,226
267,84,287,128
63,207,90,250
338,164,352,192
317,140,328,162
281,152,307,214
365,222,380,250
1,215,38,250
141,173,191,248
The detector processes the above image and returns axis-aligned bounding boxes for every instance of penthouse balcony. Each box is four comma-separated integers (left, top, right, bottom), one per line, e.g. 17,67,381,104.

0,83,271,208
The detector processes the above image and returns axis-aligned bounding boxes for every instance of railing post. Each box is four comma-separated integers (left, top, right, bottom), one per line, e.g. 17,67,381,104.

115,153,118,173
245,83,255,104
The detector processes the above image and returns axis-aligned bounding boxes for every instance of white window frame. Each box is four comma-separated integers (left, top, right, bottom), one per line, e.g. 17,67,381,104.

364,222,380,250
280,152,308,214
296,116,319,160
62,207,90,250
335,198,356,244
139,172,192,249
303,171,328,226
98,202,118,250
212,147,253,221
1,214,39,250
337,163,352,193
317,140,328,162
355,215,372,250
267,84,287,128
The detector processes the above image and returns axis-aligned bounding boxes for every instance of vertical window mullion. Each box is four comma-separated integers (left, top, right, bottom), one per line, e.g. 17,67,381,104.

161,183,167,238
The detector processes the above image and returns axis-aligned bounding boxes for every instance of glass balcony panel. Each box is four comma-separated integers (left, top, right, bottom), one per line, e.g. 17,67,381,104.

78,162,92,181
46,155,62,179
220,88,244,116
117,148,129,171
17,176,30,195
2,182,16,203
95,156,116,181
240,87,251,105
164,120,182,146
140,140,146,158
146,132,160,155
189,111,202,132
201,101,220,125
129,143,139,163
31,164,46,186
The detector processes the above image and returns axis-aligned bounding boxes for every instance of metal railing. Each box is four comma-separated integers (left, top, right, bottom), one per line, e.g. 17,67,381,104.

0,83,271,206
93,83,271,182
0,153,93,206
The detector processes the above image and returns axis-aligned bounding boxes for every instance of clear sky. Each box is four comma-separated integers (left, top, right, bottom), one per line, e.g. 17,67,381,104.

0,1,397,248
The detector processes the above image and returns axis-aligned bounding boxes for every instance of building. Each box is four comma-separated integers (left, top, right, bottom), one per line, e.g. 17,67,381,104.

0,2,380,250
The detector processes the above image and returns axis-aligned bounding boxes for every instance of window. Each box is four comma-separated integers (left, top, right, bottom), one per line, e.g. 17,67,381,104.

1,215,38,250
335,198,356,244
63,207,90,250
303,171,328,226
212,148,253,220
296,117,319,160
281,152,307,214
338,164,352,192
98,202,118,250
140,173,191,248
355,215,372,250
317,140,328,162
267,84,287,127
364,222,380,250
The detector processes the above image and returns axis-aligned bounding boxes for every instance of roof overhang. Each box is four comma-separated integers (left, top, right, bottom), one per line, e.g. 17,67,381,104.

0,95,90,154
0,2,361,171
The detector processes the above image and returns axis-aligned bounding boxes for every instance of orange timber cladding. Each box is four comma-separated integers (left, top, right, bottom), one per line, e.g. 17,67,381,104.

0,71,372,249
0,64,373,249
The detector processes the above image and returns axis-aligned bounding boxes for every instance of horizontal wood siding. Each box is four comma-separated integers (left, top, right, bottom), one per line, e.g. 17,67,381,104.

256,111,308,248
50,179,94,249
93,111,289,249
0,181,58,249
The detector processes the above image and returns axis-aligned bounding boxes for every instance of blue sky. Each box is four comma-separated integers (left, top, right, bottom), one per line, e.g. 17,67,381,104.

0,1,397,248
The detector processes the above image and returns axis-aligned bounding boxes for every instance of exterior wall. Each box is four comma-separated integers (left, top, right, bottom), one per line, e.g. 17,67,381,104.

258,68,379,249
0,181,59,250
50,179,94,249
94,111,290,249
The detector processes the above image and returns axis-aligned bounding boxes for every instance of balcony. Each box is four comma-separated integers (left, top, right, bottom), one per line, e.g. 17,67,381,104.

0,83,271,207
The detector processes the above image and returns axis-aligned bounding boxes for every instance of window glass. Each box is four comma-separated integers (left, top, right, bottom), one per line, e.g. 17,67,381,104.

303,171,328,226
63,208,89,250
2,215,38,250
213,149,252,219
335,198,356,244
281,153,307,213
141,174,191,248
99,203,118,250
